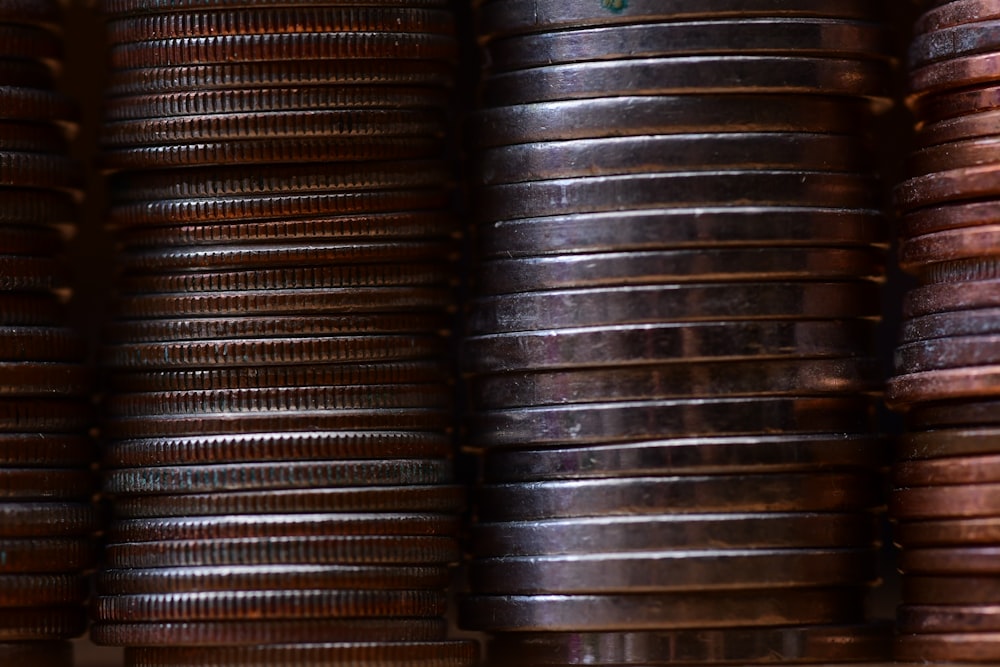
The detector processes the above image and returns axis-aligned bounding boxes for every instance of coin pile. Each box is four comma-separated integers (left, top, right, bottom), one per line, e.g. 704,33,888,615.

889,0,1000,662
461,1,895,664
91,2,475,666
0,1,98,666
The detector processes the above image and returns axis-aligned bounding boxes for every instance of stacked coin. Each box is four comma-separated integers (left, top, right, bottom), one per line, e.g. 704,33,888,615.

0,1,98,666
889,0,1000,662
92,2,476,666
461,2,895,664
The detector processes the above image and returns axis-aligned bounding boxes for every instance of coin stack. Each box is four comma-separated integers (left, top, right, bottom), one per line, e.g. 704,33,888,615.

0,1,98,666
91,2,476,666
461,2,895,664
889,0,1000,662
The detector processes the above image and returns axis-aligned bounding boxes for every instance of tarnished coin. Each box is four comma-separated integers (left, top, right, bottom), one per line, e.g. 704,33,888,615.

901,546,1000,575
0,607,85,640
0,574,87,606
895,517,1000,546
124,642,478,667
896,453,1000,486
0,538,95,572
0,641,71,667
896,632,1000,662
0,502,97,536
892,486,1000,520
898,427,1000,460
903,575,1000,605
898,604,1000,634
910,19,1000,68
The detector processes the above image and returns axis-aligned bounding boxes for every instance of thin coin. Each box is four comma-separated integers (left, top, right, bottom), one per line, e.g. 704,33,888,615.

0,538,95,572
477,473,881,521
910,19,1000,68
483,435,886,482
0,642,71,667
895,335,1000,373
908,136,1000,175
124,642,478,667
463,320,877,374
0,608,85,640
896,452,1000,485
473,513,879,556
900,547,1000,575
901,226,1000,269
911,52,1000,98
92,618,445,647
0,327,83,362
470,283,880,334
903,576,1000,605
892,487,1000,521
487,625,891,665
915,0,1000,34
898,427,1000,460
0,434,93,467
0,502,97,536
910,398,1000,427
895,517,1000,546
460,588,864,632
472,397,874,447
0,468,93,499
912,83,1000,124
901,309,1000,343
102,0,449,12
897,164,1000,212
898,605,1000,634
896,633,1000,662
95,590,446,622
903,280,1000,318
469,549,878,593
0,574,87,606
923,256,1000,284
0,398,91,433
0,362,90,396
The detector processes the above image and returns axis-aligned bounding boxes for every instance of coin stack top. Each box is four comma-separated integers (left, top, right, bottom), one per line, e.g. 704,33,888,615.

890,1,1000,662
462,1,893,664
92,2,475,665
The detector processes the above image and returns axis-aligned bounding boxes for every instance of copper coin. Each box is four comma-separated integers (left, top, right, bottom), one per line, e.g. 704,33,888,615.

0,327,83,361
895,516,1000,545
900,546,1000,575
910,19,1000,68
896,632,1000,662
902,200,1000,238
0,468,93,499
915,0,1000,34
898,427,1000,459
903,280,1000,318
0,362,90,397
0,608,85,640
0,502,97,536
895,335,1000,374
0,538,95,572
897,452,1000,486
898,604,1000,633
0,574,87,606
892,486,1000,520
102,0,449,13
910,398,1000,427
912,82,1000,124
911,51,1000,98
901,309,1000,344
903,575,1000,605
0,397,90,432
0,642,71,667
0,435,93,467
900,226,1000,269
124,642,478,667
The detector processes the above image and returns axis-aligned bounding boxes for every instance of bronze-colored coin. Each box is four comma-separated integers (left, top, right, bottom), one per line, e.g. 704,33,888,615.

901,309,1000,345
895,335,1000,374
0,152,79,194
0,574,87,606
0,362,90,396
473,358,879,408
908,136,1000,176
0,293,63,326
0,24,60,63
104,460,452,495
102,136,444,169
479,172,878,223
487,625,892,665
0,502,97,536
479,248,882,294
479,133,872,185
102,408,450,439
471,283,880,334
909,398,1000,427
915,0,1000,34
0,397,90,433
109,33,457,69
109,514,457,541
103,335,447,370
900,547,1000,575
477,472,881,521
903,575,1000,605
125,642,478,667
0,607,86,640
903,279,1000,318
0,122,68,155
464,320,876,374
912,83,1000,124
911,52,1000,98
0,538,95,572
896,517,1000,546
898,164,1000,212
104,384,450,417
470,549,878,594
901,199,1000,239
0,434,93,467
0,255,65,291
0,190,76,226
475,0,884,39
0,59,54,88
103,431,451,467
0,88,74,123
473,513,878,556
0,642,71,667
0,0,61,26
899,604,1000,634
473,96,872,147
0,468,92,499
472,397,873,447
94,589,446,622
892,487,1000,522
896,632,1000,662
112,361,446,392
460,588,865,632
112,486,463,518
106,535,460,568
898,427,1000,460
896,452,1000,486
101,0,449,13
901,226,1000,270
480,209,886,258
910,19,1000,68
91,618,446,647
99,564,449,594
107,8,453,42
483,435,886,482
924,257,1000,285
115,213,458,250
106,60,454,97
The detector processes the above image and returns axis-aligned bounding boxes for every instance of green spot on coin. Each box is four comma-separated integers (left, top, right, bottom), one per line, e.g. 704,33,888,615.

601,0,627,12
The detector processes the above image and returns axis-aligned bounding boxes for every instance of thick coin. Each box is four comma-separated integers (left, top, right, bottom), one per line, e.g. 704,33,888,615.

917,110,1000,148
478,248,882,293
910,19,1000,68
0,327,83,361
897,165,1000,212
908,136,1000,176
475,0,884,39
0,1,61,26
900,547,1000,575
912,83,1000,124
109,514,458,541
104,460,452,494
102,0,449,13
0,434,93,467
892,486,1000,520
124,642,478,667
0,362,90,396
464,320,876,374
0,88,75,123
112,486,463,518
99,564,449,593
897,427,1000,460
477,473,881,521
485,57,889,106
470,283,880,334
473,96,871,147
103,431,452,467
896,633,1000,662
0,468,93,499
472,358,879,407
898,604,1000,634
460,588,865,632
478,172,879,222
0,190,76,226
92,618,445,647
911,52,1000,98
924,257,1000,284
0,122,68,155
486,625,891,665
909,398,1000,427
903,575,1000,605
485,20,889,73
0,59,54,88
0,152,80,192
94,590,447,621
0,608,85,640
0,294,68,325
0,538,95,572
0,502,97,536
483,435,886,482
0,574,87,606
915,0,1000,34
901,226,1000,269
903,280,1000,318
473,513,878,556
470,549,878,594
901,309,1000,344
0,25,60,63
895,335,1000,374
0,256,65,292
0,398,92,433
896,453,1000,486
0,642,71,667
471,397,874,447
895,517,1000,546
480,209,886,258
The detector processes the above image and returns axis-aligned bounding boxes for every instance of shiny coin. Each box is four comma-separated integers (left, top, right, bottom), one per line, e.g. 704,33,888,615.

895,517,1000,546
892,486,1000,521
901,546,1000,575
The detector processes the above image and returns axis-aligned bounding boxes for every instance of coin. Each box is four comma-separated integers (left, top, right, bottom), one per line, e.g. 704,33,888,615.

0,642,71,667
0,608,85,640
898,604,1000,634
896,633,1000,662
901,546,1000,575
897,427,1000,460
0,574,87,606
895,517,1000,545
896,453,1000,486
910,19,1000,68
124,642,478,667
904,575,1000,605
